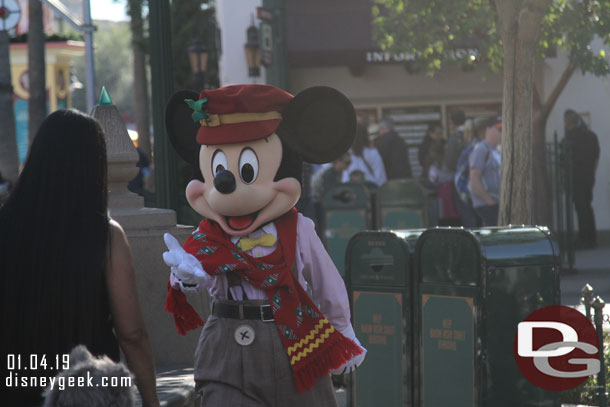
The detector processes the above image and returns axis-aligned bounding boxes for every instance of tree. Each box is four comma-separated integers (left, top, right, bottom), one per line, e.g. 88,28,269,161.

72,21,135,120
127,0,152,159
28,0,46,144
373,0,610,225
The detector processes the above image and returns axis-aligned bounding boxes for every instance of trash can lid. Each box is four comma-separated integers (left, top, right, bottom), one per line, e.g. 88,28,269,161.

416,226,559,286
346,230,423,288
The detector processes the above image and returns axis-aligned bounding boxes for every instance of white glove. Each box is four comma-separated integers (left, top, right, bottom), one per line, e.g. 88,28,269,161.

330,325,367,375
163,233,211,294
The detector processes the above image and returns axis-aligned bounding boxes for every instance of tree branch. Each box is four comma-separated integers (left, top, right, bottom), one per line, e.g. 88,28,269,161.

539,61,576,122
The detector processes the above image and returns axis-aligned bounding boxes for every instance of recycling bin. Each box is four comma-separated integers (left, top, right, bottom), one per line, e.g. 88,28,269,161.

415,226,561,407
346,229,424,407
377,180,428,229
322,183,371,277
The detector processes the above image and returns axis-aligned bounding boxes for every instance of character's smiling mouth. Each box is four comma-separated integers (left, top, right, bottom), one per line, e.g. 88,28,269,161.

226,210,260,231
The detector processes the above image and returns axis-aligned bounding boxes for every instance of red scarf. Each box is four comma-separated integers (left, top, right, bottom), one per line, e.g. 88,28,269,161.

165,209,362,391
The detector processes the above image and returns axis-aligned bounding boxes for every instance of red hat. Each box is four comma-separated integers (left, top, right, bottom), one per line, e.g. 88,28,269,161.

189,84,294,145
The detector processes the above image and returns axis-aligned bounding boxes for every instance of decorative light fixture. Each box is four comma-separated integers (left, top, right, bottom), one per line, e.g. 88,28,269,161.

188,39,208,89
244,25,261,77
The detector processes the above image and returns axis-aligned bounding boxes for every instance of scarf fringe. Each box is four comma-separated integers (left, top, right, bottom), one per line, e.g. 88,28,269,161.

164,282,204,336
293,335,363,392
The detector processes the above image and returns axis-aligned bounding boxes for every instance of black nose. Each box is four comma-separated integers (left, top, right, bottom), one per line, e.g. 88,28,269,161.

214,170,236,194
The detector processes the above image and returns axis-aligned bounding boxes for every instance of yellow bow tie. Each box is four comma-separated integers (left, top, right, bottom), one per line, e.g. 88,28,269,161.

237,233,277,252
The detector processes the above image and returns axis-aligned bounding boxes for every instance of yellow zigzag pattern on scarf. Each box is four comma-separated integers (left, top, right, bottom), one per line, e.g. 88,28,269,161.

287,319,329,355
290,326,336,365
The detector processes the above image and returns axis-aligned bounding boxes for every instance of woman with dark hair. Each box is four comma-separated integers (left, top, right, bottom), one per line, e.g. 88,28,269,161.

418,122,445,178
0,110,159,406
342,123,387,186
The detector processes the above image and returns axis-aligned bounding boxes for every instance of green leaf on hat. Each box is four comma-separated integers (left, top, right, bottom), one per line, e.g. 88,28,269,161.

184,98,210,122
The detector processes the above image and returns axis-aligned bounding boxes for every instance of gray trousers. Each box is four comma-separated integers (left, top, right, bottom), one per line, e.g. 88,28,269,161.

194,299,337,407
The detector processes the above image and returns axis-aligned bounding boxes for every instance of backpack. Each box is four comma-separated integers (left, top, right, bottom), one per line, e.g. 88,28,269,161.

455,141,494,204
454,141,477,203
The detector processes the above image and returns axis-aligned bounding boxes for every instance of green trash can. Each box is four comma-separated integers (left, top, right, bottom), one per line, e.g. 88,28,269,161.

377,180,428,229
415,226,561,407
322,183,371,277
346,229,424,407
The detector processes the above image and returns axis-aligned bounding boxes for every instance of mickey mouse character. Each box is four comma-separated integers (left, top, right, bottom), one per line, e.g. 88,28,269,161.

163,84,366,406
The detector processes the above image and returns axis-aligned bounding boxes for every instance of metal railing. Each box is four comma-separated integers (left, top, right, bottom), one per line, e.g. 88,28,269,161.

546,133,575,272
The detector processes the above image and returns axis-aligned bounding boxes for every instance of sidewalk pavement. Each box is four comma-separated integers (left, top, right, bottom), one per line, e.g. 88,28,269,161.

561,243,610,329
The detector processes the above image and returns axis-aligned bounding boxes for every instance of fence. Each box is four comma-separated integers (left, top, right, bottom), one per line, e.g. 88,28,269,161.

546,132,575,272
581,283,608,407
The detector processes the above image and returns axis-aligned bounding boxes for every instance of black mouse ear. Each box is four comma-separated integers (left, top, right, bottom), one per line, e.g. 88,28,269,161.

165,90,201,165
276,86,356,164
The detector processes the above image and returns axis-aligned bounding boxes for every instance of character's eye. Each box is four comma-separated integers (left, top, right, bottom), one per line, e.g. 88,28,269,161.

239,148,258,184
212,150,228,176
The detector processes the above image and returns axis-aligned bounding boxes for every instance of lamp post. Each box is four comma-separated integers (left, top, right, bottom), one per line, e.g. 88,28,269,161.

244,25,261,78
188,39,208,90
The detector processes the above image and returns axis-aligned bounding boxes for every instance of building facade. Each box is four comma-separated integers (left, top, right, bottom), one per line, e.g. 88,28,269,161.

216,0,609,234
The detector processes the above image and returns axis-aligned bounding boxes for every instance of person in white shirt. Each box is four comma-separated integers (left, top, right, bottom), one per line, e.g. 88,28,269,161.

342,123,387,186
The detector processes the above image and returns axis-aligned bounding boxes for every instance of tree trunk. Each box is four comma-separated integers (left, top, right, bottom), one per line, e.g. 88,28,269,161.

0,31,19,183
495,0,551,225
28,0,46,143
129,0,152,159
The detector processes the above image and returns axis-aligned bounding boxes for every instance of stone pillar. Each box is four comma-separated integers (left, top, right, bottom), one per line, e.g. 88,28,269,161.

92,91,208,366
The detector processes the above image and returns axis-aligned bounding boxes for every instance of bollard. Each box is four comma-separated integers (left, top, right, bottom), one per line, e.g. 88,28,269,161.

592,296,607,407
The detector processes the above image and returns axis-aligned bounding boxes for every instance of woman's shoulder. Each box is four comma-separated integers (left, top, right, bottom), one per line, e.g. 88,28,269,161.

109,219,125,237
108,219,130,253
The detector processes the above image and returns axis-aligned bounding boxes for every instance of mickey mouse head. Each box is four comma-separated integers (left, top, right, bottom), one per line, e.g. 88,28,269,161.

165,85,356,237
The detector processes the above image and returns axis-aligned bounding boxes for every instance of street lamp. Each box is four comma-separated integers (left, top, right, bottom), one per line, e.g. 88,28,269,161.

188,39,208,89
244,25,261,77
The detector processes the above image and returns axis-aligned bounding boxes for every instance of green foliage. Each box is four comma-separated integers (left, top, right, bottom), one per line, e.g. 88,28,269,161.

561,332,610,405
71,22,135,119
374,0,610,77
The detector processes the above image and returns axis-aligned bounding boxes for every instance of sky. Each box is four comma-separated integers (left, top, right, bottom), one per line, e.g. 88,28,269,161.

90,0,128,22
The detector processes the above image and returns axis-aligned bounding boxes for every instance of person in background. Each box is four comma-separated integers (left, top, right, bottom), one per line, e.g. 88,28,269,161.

452,118,481,227
469,116,502,226
418,123,445,178
564,109,600,249
342,123,387,186
0,110,159,407
310,151,352,228
375,116,412,179
417,123,444,226
443,110,467,176
128,147,151,197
